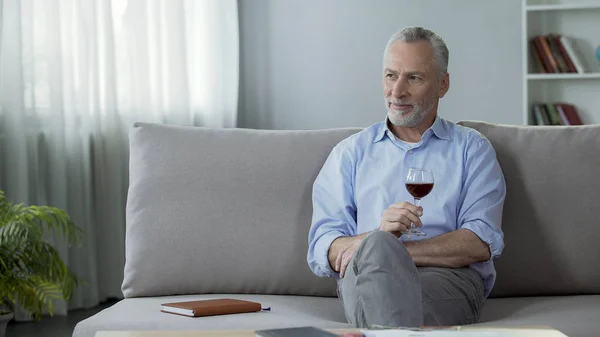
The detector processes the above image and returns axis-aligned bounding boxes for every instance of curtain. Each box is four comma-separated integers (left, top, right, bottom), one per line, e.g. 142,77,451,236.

0,0,238,319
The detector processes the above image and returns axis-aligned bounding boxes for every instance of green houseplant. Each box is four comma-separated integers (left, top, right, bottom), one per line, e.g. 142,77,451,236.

0,190,83,335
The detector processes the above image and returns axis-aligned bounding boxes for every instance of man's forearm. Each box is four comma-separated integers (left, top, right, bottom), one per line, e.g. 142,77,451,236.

404,229,491,268
327,232,370,271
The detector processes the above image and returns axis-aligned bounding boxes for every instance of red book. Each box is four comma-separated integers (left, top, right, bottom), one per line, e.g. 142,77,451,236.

554,104,570,125
537,36,560,73
531,38,551,73
555,103,583,125
551,34,577,73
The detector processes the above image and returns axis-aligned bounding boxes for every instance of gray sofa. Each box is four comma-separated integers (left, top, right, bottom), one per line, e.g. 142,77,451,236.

73,121,600,337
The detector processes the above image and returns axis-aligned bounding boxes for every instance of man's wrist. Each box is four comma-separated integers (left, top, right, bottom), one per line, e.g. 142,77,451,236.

403,240,417,256
356,231,371,241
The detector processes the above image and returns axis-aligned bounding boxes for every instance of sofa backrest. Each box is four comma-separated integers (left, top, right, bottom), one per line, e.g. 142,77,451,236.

123,121,600,299
122,122,361,298
458,121,600,297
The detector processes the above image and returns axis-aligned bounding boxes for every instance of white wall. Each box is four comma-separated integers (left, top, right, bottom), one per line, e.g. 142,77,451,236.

238,0,522,130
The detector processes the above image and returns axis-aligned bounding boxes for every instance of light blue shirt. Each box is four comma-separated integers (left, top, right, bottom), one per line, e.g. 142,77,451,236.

307,116,506,297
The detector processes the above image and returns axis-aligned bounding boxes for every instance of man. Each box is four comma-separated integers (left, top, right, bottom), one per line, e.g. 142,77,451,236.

307,27,506,328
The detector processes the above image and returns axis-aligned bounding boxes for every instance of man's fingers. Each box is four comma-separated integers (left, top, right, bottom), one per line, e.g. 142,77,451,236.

386,221,410,234
385,207,423,227
340,254,349,278
385,210,422,228
340,245,358,278
402,211,423,228
386,207,422,220
384,213,411,227
389,202,424,216
335,245,347,272
380,216,410,233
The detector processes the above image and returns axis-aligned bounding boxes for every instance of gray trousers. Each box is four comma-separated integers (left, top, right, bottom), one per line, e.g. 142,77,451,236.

338,231,485,328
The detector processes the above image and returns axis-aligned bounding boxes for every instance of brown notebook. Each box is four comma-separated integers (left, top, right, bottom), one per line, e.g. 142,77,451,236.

161,298,262,317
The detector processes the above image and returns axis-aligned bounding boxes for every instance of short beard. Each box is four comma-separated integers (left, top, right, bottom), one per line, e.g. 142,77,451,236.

386,97,437,127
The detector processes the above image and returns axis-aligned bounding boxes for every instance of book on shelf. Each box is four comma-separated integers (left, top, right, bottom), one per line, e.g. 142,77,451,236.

530,103,583,125
529,34,588,74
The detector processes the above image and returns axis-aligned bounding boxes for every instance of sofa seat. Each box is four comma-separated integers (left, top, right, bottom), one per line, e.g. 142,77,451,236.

73,294,351,337
74,294,600,337
478,295,600,337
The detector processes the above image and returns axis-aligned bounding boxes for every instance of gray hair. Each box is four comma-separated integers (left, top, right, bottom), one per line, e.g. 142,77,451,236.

384,27,449,76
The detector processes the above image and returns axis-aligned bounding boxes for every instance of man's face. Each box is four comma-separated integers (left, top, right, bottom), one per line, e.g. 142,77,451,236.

383,40,448,127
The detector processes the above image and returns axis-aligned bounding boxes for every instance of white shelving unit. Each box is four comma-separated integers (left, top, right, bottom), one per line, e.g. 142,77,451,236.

523,0,600,125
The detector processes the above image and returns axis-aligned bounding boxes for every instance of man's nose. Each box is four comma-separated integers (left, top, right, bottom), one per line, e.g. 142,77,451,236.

392,79,408,98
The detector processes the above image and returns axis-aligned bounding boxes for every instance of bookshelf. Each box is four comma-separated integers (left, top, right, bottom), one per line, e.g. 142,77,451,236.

523,0,600,125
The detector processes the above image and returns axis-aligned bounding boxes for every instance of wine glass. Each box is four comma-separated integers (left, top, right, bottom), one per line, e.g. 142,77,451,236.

405,167,434,237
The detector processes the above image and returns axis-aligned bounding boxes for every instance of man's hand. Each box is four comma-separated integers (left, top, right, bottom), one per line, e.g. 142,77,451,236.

335,238,363,278
328,234,369,275
379,202,423,237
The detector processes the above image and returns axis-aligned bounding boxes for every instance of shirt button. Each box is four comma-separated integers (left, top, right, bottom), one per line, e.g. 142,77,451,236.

409,149,413,154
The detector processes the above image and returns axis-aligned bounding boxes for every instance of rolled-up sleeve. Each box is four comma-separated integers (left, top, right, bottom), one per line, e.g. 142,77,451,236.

458,136,506,260
307,144,357,277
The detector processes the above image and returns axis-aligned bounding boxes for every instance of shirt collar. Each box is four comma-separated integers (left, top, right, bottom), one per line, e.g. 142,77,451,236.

430,116,452,141
373,120,388,143
373,115,452,143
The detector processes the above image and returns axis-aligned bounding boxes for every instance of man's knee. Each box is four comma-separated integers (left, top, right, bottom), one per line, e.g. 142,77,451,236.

352,230,413,270
364,230,398,245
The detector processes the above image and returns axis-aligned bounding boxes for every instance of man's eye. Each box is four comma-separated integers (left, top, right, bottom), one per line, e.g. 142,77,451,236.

385,74,394,78
409,76,421,81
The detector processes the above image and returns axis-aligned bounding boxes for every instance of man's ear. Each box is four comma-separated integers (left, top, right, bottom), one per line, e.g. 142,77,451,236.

439,72,450,98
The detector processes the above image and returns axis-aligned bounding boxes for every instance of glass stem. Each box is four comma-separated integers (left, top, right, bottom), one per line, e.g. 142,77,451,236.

413,198,421,230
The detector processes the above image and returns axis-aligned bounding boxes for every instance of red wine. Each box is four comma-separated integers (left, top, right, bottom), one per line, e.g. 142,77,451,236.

406,183,434,199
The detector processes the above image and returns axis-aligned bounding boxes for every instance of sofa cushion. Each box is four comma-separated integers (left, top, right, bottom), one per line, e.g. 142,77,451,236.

478,295,600,337
122,123,361,298
72,294,350,337
458,121,600,298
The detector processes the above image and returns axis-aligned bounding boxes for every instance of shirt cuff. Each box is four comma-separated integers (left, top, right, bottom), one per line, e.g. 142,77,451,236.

313,231,346,278
460,221,504,261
